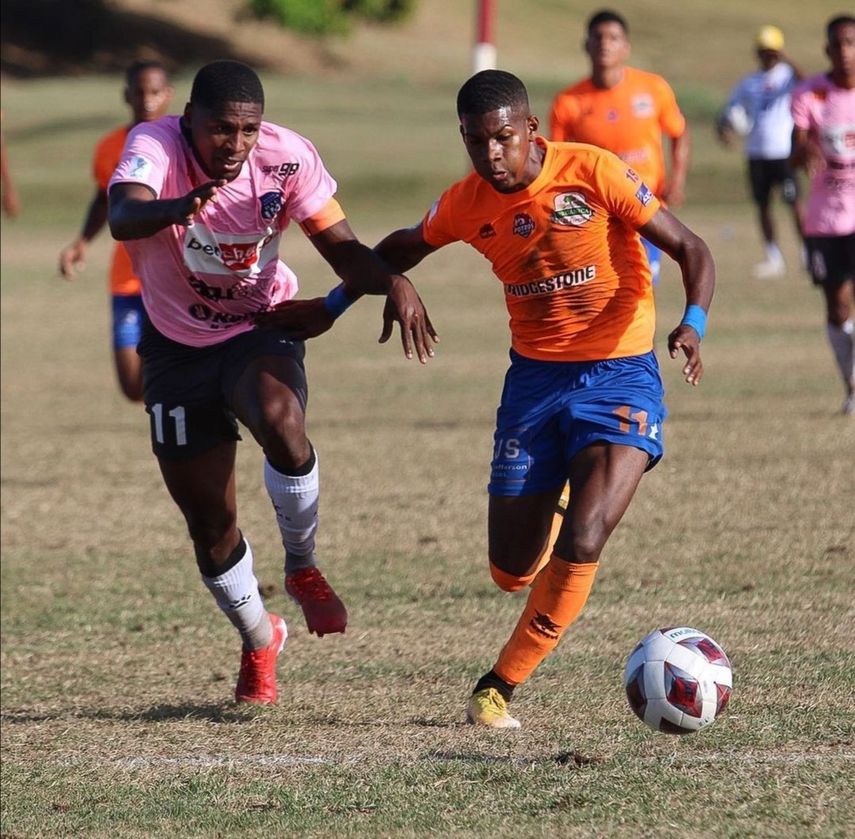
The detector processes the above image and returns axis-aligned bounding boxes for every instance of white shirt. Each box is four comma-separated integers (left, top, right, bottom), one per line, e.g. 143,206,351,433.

725,62,798,160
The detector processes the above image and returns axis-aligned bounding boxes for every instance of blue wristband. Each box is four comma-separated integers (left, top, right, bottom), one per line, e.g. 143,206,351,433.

323,286,355,319
680,304,707,339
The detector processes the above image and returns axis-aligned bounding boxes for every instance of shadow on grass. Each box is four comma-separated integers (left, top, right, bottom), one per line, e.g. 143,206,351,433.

1,703,253,724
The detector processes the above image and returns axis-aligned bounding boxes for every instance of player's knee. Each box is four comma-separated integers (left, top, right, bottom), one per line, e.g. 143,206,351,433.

489,561,535,592
255,398,307,463
560,521,610,565
184,508,237,553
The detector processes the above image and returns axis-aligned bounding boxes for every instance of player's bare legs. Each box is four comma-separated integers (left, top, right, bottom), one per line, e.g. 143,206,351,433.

469,443,649,728
231,354,348,636
159,440,286,703
114,347,143,402
822,278,855,414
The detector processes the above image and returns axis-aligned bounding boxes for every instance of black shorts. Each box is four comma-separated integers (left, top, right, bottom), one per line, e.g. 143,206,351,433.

805,234,855,287
748,158,799,207
138,318,307,460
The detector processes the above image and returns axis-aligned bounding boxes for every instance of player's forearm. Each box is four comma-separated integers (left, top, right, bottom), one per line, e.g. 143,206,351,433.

328,240,406,298
108,195,186,240
670,130,691,189
674,231,715,311
79,193,109,243
374,227,432,274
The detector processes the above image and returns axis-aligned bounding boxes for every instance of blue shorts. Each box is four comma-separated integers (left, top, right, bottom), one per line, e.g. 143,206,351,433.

642,238,661,285
112,294,145,350
488,350,667,497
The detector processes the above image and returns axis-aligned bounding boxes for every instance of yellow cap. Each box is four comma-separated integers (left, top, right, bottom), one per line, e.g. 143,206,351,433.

755,25,784,52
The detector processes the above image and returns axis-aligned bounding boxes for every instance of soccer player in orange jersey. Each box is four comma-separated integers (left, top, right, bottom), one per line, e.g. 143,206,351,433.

549,9,690,284
258,69,715,728
59,61,173,401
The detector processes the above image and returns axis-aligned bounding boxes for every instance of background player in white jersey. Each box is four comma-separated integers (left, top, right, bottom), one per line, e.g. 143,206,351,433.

108,61,437,704
790,15,855,416
718,26,804,278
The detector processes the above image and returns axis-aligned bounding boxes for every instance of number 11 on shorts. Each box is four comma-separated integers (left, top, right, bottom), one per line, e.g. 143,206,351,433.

151,403,187,446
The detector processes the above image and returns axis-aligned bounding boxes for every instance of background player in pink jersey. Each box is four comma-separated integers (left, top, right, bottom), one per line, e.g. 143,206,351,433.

108,61,436,705
59,62,174,402
260,69,715,729
790,15,855,415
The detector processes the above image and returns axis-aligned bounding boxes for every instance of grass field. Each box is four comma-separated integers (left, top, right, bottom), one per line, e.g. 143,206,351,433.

2,3,854,836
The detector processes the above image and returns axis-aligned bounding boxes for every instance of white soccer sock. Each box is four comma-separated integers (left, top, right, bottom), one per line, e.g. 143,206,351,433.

826,320,855,389
202,538,271,651
764,242,784,264
264,452,319,573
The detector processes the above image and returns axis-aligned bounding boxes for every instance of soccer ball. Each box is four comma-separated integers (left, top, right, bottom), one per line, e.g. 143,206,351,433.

623,626,733,735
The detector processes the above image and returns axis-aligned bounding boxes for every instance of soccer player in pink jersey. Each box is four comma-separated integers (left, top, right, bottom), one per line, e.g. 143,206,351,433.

108,61,436,704
791,15,855,415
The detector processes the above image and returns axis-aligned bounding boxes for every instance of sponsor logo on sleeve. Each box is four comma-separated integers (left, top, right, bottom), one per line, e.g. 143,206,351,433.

128,155,152,179
550,192,593,227
512,213,536,238
635,184,654,206
259,191,283,221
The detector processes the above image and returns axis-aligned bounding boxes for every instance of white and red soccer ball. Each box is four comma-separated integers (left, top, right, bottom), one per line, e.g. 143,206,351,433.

623,626,733,735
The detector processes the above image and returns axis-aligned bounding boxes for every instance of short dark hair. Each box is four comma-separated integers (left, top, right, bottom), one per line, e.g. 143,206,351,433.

586,9,629,36
125,60,168,86
190,60,265,111
457,70,529,118
827,14,855,41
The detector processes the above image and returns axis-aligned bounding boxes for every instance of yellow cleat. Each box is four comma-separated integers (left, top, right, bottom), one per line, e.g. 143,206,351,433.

466,687,521,729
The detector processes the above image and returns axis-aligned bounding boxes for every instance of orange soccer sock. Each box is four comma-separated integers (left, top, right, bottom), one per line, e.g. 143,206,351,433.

493,555,599,686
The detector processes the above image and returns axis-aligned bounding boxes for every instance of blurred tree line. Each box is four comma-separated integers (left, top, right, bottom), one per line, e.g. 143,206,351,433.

250,0,416,34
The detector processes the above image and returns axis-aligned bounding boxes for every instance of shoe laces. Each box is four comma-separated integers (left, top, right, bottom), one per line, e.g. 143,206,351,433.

288,568,333,601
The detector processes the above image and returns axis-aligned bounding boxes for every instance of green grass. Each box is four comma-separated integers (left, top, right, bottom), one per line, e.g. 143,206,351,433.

2,3,855,836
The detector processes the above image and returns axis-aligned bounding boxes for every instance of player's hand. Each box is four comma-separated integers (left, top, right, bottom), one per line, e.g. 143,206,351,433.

668,324,704,386
254,297,336,339
173,180,225,226
378,276,438,363
59,240,87,279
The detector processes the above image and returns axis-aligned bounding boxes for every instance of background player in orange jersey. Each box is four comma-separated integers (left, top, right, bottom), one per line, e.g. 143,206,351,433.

59,61,174,401
549,9,690,284
258,69,715,729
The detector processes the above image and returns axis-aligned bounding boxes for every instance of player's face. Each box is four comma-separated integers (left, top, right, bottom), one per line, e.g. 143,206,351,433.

827,21,855,79
185,101,263,182
125,69,173,124
459,106,541,193
756,49,780,71
585,22,630,71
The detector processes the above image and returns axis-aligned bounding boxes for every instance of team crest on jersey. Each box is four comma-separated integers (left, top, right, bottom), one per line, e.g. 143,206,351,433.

480,223,496,238
513,213,535,238
128,155,152,179
550,192,593,227
631,94,654,118
635,184,654,206
259,191,283,221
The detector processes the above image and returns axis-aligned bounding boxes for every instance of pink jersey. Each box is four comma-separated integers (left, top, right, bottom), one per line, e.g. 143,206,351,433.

790,74,855,236
109,116,337,345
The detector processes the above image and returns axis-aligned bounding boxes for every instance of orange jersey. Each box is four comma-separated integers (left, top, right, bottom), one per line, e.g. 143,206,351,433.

421,138,660,362
549,67,686,197
93,125,140,296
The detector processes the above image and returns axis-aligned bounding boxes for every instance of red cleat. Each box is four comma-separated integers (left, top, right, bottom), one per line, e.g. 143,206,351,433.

285,567,348,637
235,614,287,704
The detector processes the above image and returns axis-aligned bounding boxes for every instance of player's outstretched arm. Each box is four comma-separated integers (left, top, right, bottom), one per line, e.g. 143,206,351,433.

639,208,715,386
258,219,438,363
108,180,223,241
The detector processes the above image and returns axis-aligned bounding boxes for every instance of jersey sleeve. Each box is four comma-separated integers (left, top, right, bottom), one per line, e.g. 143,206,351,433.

421,187,462,248
789,83,813,131
549,93,579,142
93,133,120,191
655,77,687,139
280,136,338,225
593,151,661,229
109,122,170,198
